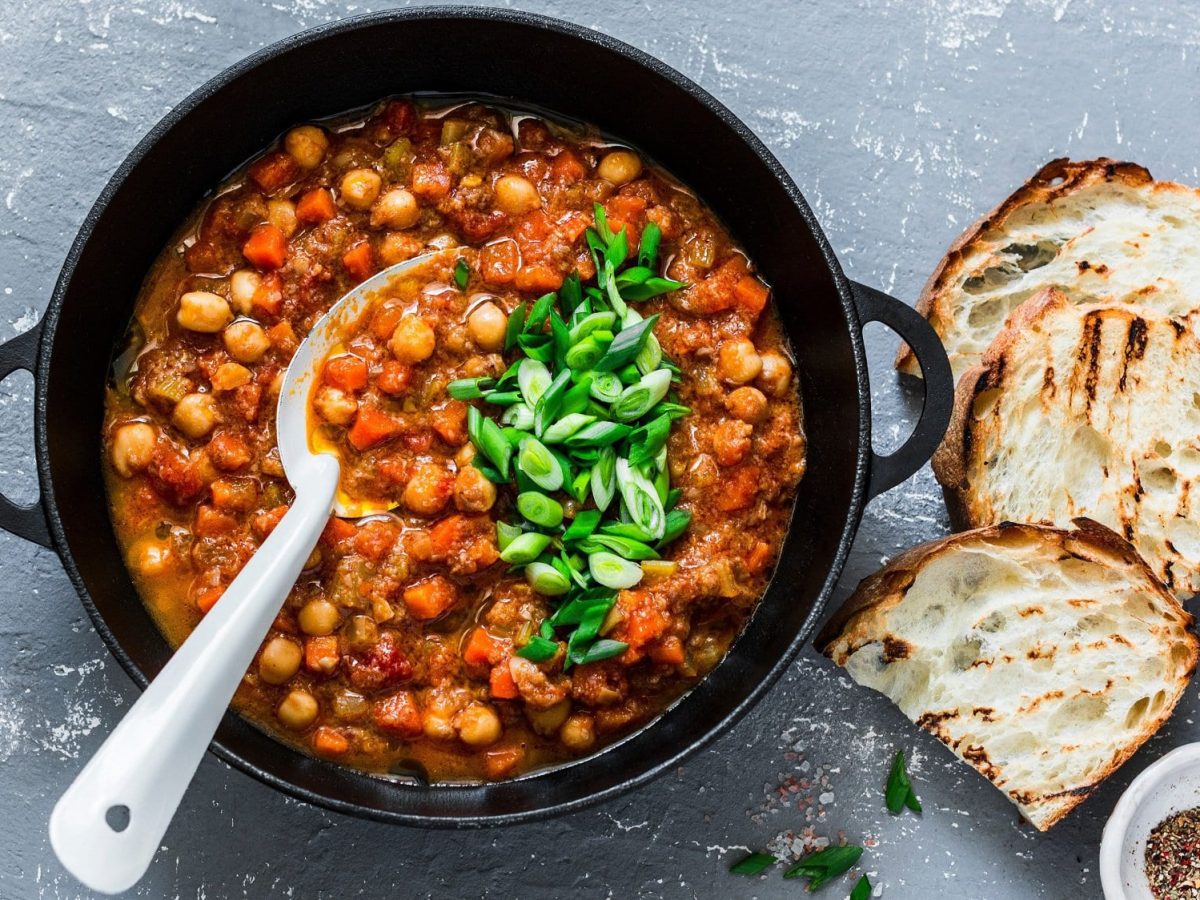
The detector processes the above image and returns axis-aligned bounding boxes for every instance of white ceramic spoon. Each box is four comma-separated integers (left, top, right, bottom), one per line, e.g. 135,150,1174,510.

49,252,441,895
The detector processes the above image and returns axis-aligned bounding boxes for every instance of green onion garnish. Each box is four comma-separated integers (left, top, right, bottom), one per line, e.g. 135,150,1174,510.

588,551,644,589
517,436,563,492
516,634,559,662
516,491,564,529
454,257,469,290
525,561,571,596
499,531,552,565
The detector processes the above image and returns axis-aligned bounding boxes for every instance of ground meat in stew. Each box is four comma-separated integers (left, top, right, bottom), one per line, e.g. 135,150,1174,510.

102,97,806,781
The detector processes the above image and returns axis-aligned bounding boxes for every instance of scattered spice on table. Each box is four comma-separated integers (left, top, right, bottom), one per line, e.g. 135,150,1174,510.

1146,806,1200,898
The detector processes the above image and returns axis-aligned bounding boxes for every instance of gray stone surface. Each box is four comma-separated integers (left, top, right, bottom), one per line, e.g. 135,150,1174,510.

1,0,1196,896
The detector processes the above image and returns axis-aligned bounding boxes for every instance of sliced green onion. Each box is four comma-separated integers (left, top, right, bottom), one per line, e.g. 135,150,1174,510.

561,375,594,416
579,534,660,560
542,413,596,444
605,226,628,270
573,638,628,666
534,369,572,437
591,445,617,512
659,508,691,546
612,369,673,422
525,561,571,596
471,415,512,479
472,458,504,483
516,634,559,662
496,521,523,552
448,377,495,400
600,521,653,541
559,272,583,318
454,258,469,290
550,310,570,371
620,276,686,301
481,390,523,406
627,414,671,467
616,363,642,385
616,458,665,540
565,335,608,371
568,311,617,345
501,403,535,430
588,551,644,589
548,590,616,627
517,333,553,362
518,358,552,406
570,470,592,504
517,437,563,492
635,332,663,375
664,487,683,510
564,421,632,448
499,531,552,564
638,221,661,269
602,259,628,318
525,292,555,333
588,371,623,403
504,301,527,351
516,491,564,528
593,203,614,242
650,401,691,420
563,509,602,541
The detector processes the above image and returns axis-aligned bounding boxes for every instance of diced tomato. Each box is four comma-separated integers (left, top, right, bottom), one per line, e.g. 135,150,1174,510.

252,272,285,317
746,540,773,575
206,431,252,471
304,635,340,674
294,189,335,228
342,240,374,282
550,149,587,183
489,663,519,700
231,382,263,423
312,726,350,756
462,626,505,667
410,161,452,201
149,444,205,504
617,591,669,651
369,303,404,340
242,224,288,270
402,575,458,621
247,151,299,193
323,354,369,392
345,632,412,690
480,239,520,285
321,516,358,546
210,477,257,512
347,406,402,451
376,456,410,486
515,265,563,293
372,691,423,737
402,429,433,453
376,360,413,396
429,400,468,445
734,276,770,316
196,586,224,614
715,465,760,511
194,504,238,538
354,520,398,562
513,209,552,244
382,99,416,135
648,636,686,666
483,745,525,779
253,504,289,538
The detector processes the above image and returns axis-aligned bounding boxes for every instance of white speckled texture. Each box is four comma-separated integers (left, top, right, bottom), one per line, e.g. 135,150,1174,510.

2,0,1199,897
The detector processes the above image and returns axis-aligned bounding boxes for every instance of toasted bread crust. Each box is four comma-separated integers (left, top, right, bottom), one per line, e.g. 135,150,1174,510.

896,158,1155,375
817,519,1198,831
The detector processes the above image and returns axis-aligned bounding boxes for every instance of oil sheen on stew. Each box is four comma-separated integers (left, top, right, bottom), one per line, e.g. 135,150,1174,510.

102,97,806,782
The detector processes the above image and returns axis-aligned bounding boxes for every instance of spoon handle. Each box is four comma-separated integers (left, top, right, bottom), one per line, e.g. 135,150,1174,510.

48,455,338,895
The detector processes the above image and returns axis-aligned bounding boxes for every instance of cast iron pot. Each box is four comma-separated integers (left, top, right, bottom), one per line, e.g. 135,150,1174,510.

0,8,953,825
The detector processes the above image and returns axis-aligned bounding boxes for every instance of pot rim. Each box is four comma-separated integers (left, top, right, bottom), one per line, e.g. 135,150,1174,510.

34,5,872,826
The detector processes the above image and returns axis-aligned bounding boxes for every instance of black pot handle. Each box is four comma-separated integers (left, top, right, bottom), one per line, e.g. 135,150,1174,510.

849,281,954,499
0,323,51,548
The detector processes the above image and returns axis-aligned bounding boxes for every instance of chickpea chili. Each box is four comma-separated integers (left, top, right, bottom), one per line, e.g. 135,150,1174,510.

103,97,806,781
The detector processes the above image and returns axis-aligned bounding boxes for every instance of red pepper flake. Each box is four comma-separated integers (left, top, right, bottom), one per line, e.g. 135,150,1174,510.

1146,807,1200,898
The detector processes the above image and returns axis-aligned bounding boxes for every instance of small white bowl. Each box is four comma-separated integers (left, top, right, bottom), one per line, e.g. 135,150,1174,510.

1101,743,1200,898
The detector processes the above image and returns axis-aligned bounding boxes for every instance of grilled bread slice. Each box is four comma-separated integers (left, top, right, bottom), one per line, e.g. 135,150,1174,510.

896,158,1200,381
817,519,1198,831
934,288,1200,595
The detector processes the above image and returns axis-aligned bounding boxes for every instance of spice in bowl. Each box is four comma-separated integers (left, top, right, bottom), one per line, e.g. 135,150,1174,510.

1146,807,1200,898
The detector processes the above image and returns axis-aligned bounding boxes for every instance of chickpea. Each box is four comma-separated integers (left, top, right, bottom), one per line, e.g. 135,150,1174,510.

342,614,379,651
423,712,457,741
314,386,358,426
466,301,507,352
493,174,541,215
725,386,768,424
370,188,420,229
454,465,497,513
340,168,382,210
228,269,261,315
404,461,451,516
389,315,436,364
304,546,323,570
258,637,302,685
298,598,339,636
712,419,753,467
559,713,596,751
172,393,219,439
526,699,571,736
717,338,762,385
379,232,423,266
456,702,502,747
757,350,793,397
110,422,156,477
284,125,329,170
223,319,270,364
211,362,252,392
177,291,233,333
277,689,319,730
128,537,173,578
455,443,476,467
268,198,297,237
597,149,643,186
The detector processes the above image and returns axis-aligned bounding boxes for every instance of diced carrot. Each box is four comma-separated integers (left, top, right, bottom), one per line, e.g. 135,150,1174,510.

715,465,760,512
196,586,224,614
550,149,586,183
321,516,358,545
247,151,299,193
211,477,257,511
242,224,288,270
252,272,285,317
370,303,404,340
489,662,519,700
734,276,770,316
746,540,773,575
515,264,564,293
354,520,398,562
194,504,238,538
428,515,469,557
342,240,374,282
304,635,340,674
266,320,297,353
480,239,520,285
295,188,336,226
376,360,413,396
347,406,402,451
402,429,434,453
323,354,369,392
606,194,646,223
483,745,525,779
648,636,686,666
253,504,289,538
410,161,452,200
402,575,458,621
618,592,669,650
429,400,468,445
206,431,252,471
312,726,350,756
556,210,590,243
466,536,500,571
462,626,503,667
372,691,423,736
